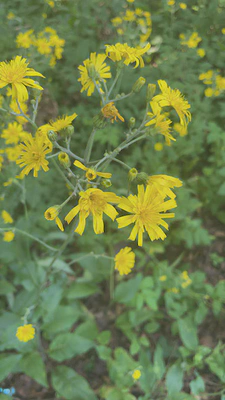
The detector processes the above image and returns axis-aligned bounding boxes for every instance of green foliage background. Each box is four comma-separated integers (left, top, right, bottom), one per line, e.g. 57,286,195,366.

0,0,225,399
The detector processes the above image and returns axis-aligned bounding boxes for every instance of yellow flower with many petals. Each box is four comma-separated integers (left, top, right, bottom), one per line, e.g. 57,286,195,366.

1,210,13,224
147,175,182,199
180,32,201,48
0,56,44,102
16,30,34,49
117,185,176,246
145,100,175,145
38,113,77,137
173,122,187,137
16,324,35,342
78,53,111,96
105,42,150,68
1,122,29,145
16,133,51,177
65,188,120,235
101,102,124,123
153,80,191,126
3,231,15,242
114,247,135,276
74,160,112,181
44,206,64,231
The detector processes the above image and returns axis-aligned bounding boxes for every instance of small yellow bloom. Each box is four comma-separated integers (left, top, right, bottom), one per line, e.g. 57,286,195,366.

167,0,175,5
132,369,141,380
168,287,179,293
146,100,175,146
222,28,225,34
159,275,167,281
42,13,47,18
16,30,34,49
44,206,64,231
173,122,187,137
101,102,124,123
7,12,15,20
16,324,35,342
154,142,163,151
114,247,135,276
2,210,13,224
3,231,15,242
74,160,112,181
47,0,55,7
105,42,150,68
78,53,111,97
181,279,192,288
179,3,187,9
197,48,205,58
204,87,214,97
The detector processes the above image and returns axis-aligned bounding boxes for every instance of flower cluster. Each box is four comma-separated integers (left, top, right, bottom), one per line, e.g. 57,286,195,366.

199,70,225,97
180,32,202,48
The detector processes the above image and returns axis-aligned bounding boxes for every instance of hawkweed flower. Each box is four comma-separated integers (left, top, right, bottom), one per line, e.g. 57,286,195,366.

101,102,124,123
132,369,141,380
3,231,15,242
16,30,34,49
114,247,135,275
1,122,29,145
44,205,64,231
16,324,35,342
78,53,111,96
0,56,44,102
105,42,150,68
38,113,77,136
145,100,175,145
16,133,51,177
65,188,120,235
1,210,13,224
74,160,112,181
147,175,182,199
117,185,177,246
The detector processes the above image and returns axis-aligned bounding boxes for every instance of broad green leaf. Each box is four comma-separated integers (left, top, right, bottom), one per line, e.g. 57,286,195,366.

114,274,142,303
66,282,99,299
206,344,225,383
153,344,165,379
0,280,15,295
0,354,21,382
42,304,81,336
49,332,94,361
190,375,205,395
178,317,198,350
19,352,47,387
166,363,184,395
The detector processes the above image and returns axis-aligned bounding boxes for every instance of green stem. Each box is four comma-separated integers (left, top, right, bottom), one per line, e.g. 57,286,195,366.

108,69,121,97
52,158,76,190
0,228,57,252
111,157,131,170
54,142,84,162
110,92,133,103
84,129,97,163
16,99,38,130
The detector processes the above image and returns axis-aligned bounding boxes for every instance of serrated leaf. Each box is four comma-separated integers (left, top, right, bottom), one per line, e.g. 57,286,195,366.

19,352,47,387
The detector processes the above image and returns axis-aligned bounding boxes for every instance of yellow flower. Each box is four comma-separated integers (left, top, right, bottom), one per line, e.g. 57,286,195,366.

16,133,51,177
127,0,135,3
0,56,44,102
16,30,34,49
148,175,182,199
16,324,35,342
114,247,135,275
154,142,163,151
44,206,64,231
78,53,111,96
34,37,51,55
159,275,167,281
47,0,55,7
204,87,214,97
197,48,205,58
74,160,112,181
199,70,213,82
111,17,123,27
3,231,15,242
10,100,28,124
167,0,175,5
1,122,29,145
132,369,141,380
145,100,175,145
180,270,192,288
7,12,15,20
222,28,225,34
39,113,77,136
2,210,13,224
101,102,124,123
0,155,3,171
153,80,191,126
179,2,187,9
168,287,179,293
5,145,22,162
117,185,177,246
180,32,201,48
105,42,150,68
65,188,120,235
124,10,136,22
173,122,187,137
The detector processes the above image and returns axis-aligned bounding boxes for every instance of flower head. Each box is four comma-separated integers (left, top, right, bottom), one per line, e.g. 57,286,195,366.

78,53,111,96
0,56,44,102
147,175,182,199
105,42,150,68
16,30,34,49
16,133,51,177
3,231,15,242
1,210,13,224
65,188,120,235
74,160,111,181
44,206,64,231
145,100,175,145
16,324,35,342
132,369,141,380
38,113,77,136
117,185,176,246
114,247,135,275
1,122,29,145
101,102,124,123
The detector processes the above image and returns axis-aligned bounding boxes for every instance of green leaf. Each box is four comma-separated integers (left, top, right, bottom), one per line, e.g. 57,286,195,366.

166,363,184,395
178,317,198,350
19,352,47,387
66,282,99,299
167,393,196,400
97,330,111,345
0,395,12,400
49,332,94,361
154,344,165,379
0,280,15,295
190,375,205,395
114,274,142,304
42,304,81,336
0,354,21,382
205,344,225,383
51,365,97,400
75,319,98,340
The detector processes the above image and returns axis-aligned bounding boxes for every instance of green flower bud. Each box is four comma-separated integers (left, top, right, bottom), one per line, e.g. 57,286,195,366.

58,152,71,168
93,113,107,129
135,172,149,185
128,168,138,182
66,125,74,136
128,117,136,128
146,83,156,102
100,178,112,188
132,77,146,93
47,130,58,142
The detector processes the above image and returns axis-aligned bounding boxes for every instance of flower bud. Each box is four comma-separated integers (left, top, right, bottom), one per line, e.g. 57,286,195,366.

100,178,112,188
93,113,106,129
47,130,58,142
58,152,71,168
128,168,138,181
146,83,156,102
128,117,136,128
132,77,146,93
135,172,149,185
66,125,74,136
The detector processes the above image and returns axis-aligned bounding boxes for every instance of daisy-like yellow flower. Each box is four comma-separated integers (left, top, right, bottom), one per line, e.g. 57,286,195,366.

0,56,44,102
132,369,141,380
154,142,163,151
3,231,15,242
44,206,64,231
117,185,177,246
74,160,112,181
145,100,175,145
16,324,35,342
38,113,77,135
1,122,29,145
173,122,187,137
153,80,191,126
105,42,150,68
197,48,205,58
78,53,111,96
16,30,34,49
16,133,51,177
114,247,135,276
147,175,182,199
180,32,201,48
1,210,13,224
101,102,124,123
65,188,120,235
5,145,22,162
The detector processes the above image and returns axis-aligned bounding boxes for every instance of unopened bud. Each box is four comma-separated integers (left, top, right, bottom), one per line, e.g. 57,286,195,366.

146,83,156,102
47,130,58,142
132,77,146,93
129,117,136,128
58,152,71,168
101,178,112,188
135,172,149,185
128,168,138,181
66,125,74,136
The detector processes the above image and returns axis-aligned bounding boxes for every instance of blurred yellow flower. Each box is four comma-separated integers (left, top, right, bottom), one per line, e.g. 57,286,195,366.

132,369,141,380
114,247,135,275
222,28,225,34
173,122,187,137
3,231,15,242
159,275,167,281
16,30,34,49
146,100,175,145
16,324,35,342
154,142,163,151
180,32,201,48
179,2,187,9
78,53,111,96
1,122,29,145
7,12,15,20
197,48,205,58
167,0,175,5
1,210,13,224
204,87,214,97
